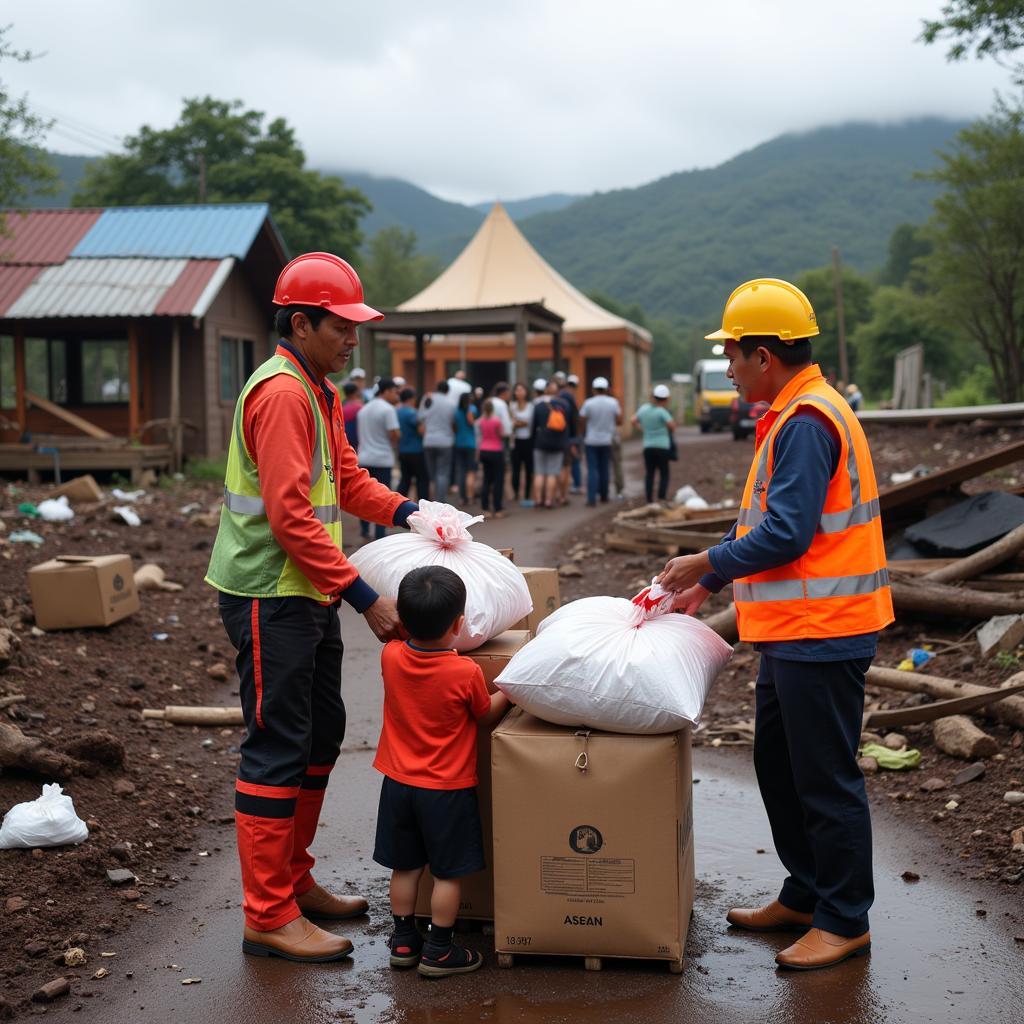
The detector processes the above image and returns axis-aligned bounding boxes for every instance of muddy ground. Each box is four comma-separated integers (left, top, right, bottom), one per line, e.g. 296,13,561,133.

1,421,1023,1016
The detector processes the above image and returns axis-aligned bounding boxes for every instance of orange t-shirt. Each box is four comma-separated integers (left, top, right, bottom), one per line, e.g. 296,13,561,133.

374,640,491,791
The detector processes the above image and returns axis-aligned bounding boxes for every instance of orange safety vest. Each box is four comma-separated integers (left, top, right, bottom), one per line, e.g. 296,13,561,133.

733,364,894,643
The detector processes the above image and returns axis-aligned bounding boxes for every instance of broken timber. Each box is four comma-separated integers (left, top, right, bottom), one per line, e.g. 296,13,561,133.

863,681,1024,729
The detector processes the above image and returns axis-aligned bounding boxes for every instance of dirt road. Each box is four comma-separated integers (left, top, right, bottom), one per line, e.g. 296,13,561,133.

24,448,1024,1024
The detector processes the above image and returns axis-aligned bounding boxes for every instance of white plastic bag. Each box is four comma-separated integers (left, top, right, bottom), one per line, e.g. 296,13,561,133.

495,583,732,733
349,500,532,651
37,496,75,522
0,784,89,849
112,505,141,527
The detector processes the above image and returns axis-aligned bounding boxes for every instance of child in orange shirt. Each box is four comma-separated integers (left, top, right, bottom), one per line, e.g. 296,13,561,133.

373,565,510,977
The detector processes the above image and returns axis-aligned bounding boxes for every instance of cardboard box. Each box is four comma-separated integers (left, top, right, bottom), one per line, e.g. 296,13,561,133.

415,629,529,921
497,548,515,562
493,709,693,966
512,567,560,636
50,474,103,503
28,555,140,630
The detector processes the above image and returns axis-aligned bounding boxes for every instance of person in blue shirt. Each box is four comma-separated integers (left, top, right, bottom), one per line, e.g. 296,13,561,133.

396,388,428,501
453,392,478,503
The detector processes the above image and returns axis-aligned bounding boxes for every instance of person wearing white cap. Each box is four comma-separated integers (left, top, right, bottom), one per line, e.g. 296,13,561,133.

632,384,676,503
348,367,374,403
579,376,622,507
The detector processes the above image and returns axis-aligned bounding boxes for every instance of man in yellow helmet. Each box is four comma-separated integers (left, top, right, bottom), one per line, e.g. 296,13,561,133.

657,279,893,971
206,253,419,963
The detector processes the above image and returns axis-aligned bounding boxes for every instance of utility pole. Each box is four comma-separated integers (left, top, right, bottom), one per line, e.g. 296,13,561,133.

832,245,848,385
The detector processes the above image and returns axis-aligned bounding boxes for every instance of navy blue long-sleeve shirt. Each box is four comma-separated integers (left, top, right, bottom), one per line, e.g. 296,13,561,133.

700,410,878,662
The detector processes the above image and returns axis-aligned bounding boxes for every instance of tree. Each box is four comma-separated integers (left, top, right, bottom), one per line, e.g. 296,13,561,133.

0,26,57,234
793,265,875,380
922,100,1024,401
359,227,441,308
73,96,370,256
849,286,970,397
921,2,1024,77
879,223,933,291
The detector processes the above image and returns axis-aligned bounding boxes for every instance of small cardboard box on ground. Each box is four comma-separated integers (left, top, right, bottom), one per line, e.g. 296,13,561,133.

492,708,693,970
28,555,140,630
414,629,529,921
512,567,560,635
50,474,104,503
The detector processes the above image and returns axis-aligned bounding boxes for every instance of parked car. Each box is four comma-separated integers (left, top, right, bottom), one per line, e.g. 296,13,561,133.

730,397,768,440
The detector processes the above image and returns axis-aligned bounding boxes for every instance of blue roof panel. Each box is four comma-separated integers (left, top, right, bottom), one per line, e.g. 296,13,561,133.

70,203,271,260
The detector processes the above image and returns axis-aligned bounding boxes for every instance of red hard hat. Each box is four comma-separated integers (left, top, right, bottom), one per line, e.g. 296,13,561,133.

272,252,383,323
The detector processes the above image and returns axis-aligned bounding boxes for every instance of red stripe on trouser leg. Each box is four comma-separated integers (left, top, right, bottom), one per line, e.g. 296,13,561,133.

236,812,302,931
291,788,327,896
250,600,264,729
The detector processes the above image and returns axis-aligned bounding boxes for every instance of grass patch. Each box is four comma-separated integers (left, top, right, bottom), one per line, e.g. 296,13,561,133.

185,455,227,482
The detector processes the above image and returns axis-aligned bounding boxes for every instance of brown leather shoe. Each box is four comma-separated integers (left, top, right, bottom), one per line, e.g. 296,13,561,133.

775,928,871,970
242,916,354,963
295,883,369,921
726,899,814,932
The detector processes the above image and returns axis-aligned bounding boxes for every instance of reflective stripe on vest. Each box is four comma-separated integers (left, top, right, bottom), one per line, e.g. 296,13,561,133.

222,486,342,525
734,568,890,603
735,393,881,535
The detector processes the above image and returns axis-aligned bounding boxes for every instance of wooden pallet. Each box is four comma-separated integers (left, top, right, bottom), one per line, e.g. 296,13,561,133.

497,950,684,974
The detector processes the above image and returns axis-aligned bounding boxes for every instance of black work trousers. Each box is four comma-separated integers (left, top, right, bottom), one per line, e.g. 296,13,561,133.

479,449,505,513
510,437,533,501
754,654,874,937
398,451,430,502
220,593,346,801
643,447,671,502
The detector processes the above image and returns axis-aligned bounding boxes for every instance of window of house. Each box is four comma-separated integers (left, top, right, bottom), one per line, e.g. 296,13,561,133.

220,336,255,401
81,340,130,403
0,336,13,409
26,337,67,404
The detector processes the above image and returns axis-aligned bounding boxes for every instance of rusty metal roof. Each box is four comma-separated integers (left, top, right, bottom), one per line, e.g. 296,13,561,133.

0,209,103,265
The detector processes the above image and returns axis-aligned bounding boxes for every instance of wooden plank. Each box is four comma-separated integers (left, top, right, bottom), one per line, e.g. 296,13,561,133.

877,439,1024,513
604,532,676,556
13,326,25,433
612,521,719,550
128,321,140,439
25,391,113,440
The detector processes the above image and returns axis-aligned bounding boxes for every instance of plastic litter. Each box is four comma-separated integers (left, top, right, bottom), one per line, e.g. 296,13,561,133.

111,488,145,503
17,502,39,518
495,581,733,733
897,647,934,672
349,500,532,651
151,632,170,641
134,564,183,592
858,743,921,770
0,783,89,849
9,530,44,545
36,496,75,523
673,485,699,505
112,506,141,527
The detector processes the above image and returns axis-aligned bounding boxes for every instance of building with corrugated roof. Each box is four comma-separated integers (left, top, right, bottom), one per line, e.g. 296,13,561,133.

387,203,652,423
0,204,287,475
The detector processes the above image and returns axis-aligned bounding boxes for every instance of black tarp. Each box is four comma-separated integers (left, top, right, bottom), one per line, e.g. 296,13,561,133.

890,491,1024,559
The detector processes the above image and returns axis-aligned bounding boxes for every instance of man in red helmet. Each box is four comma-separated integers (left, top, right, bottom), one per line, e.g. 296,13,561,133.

207,252,418,963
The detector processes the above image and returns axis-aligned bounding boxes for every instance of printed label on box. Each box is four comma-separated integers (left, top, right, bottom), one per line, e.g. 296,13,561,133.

540,856,635,896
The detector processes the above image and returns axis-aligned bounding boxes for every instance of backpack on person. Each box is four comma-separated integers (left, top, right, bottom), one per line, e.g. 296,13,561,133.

545,401,567,433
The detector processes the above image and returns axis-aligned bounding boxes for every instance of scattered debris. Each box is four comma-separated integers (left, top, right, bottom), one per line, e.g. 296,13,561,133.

112,506,141,528
206,662,229,681
31,979,70,1003
902,870,921,883
933,716,999,761
978,615,1024,658
1005,792,1024,806
63,948,86,967
952,762,987,786
134,563,184,592
142,705,244,726
106,869,136,885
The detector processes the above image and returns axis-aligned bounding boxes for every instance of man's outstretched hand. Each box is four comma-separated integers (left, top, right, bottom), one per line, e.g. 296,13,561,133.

363,595,406,642
655,551,712,593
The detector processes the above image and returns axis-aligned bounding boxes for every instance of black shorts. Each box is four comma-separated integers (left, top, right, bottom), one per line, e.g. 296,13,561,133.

373,777,485,880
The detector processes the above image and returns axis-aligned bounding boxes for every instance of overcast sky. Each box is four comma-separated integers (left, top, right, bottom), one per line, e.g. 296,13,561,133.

4,1,1012,204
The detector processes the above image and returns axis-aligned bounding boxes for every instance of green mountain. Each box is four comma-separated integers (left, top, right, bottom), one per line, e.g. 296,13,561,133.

472,193,581,219
510,118,968,322
324,169,483,244
24,151,94,207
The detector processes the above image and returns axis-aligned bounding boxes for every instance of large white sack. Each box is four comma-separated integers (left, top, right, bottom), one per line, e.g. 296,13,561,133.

0,783,89,849
495,584,732,733
348,500,532,651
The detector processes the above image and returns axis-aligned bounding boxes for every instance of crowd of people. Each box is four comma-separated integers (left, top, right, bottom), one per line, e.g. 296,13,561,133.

337,367,682,529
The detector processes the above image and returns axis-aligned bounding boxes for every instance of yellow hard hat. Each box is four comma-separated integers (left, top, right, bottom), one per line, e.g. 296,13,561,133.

705,278,819,343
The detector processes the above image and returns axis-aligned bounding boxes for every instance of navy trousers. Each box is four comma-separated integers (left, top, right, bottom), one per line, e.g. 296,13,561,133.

753,654,874,937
